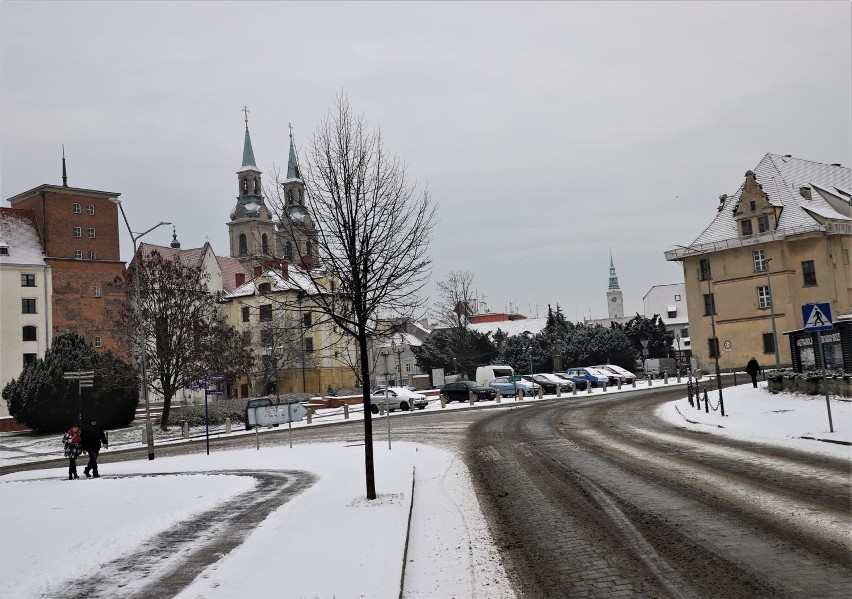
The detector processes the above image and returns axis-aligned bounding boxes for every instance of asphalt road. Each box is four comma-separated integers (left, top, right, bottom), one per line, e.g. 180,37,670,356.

4,383,850,598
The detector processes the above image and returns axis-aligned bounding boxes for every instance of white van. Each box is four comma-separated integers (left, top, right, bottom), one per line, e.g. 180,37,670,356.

475,365,515,387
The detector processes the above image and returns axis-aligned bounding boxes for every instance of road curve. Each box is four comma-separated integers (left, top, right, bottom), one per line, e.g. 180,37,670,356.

464,387,851,598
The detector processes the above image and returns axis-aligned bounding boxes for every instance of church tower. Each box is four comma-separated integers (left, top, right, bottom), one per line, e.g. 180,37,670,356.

228,108,275,270
275,126,318,269
607,253,624,320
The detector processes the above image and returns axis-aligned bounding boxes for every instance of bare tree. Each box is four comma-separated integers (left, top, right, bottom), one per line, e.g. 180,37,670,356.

266,94,436,499
431,270,482,377
113,249,254,430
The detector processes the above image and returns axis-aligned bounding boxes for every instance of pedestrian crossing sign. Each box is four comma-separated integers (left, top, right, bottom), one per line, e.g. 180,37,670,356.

801,303,833,332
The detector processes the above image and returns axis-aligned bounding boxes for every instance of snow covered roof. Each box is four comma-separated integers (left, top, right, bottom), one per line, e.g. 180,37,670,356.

224,266,327,299
0,208,46,267
468,317,549,338
690,154,851,248
376,332,423,350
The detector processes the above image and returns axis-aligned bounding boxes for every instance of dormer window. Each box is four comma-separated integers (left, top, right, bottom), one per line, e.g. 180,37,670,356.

749,200,756,211
758,216,770,233
0,244,8,256
258,282,271,293
740,219,753,236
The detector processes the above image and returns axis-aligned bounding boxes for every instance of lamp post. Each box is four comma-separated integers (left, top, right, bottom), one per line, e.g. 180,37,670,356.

110,197,170,461
391,336,407,388
763,257,782,370
704,265,725,415
379,347,392,449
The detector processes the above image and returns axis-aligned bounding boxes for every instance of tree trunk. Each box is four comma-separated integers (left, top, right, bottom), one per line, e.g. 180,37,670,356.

159,393,172,431
359,330,376,499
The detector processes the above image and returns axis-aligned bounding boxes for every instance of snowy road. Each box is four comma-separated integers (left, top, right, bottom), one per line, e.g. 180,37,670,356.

464,386,852,598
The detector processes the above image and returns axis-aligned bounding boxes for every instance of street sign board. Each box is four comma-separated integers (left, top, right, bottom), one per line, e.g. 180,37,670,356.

801,303,833,332
431,368,445,388
723,340,732,351
247,403,307,426
508,375,522,382
207,374,225,382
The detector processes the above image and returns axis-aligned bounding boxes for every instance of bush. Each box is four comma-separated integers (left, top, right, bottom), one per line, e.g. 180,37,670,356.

2,333,138,433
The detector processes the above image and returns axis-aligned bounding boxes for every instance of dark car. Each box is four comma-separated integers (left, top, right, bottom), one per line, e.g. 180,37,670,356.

440,380,498,403
521,374,557,394
244,397,273,430
552,372,588,391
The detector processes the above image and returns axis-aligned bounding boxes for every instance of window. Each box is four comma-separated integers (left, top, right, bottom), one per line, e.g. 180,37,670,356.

261,233,269,255
758,216,769,233
757,285,771,309
740,219,753,236
21,274,36,287
762,333,775,355
22,326,37,341
306,240,312,257
284,242,293,260
674,294,681,301
22,299,36,314
74,250,83,259
405,363,412,372
680,327,689,338
749,201,756,211
699,258,711,281
94,336,102,348
0,246,7,255
87,204,95,215
259,304,272,322
802,260,816,286
72,203,81,214
703,293,716,316
239,233,248,256
304,337,314,353
258,282,271,293
88,250,96,260
23,353,37,365
708,337,720,359
303,312,312,327
260,329,273,345
73,227,82,238
753,249,766,272
93,286,101,298
241,306,250,322
87,227,96,238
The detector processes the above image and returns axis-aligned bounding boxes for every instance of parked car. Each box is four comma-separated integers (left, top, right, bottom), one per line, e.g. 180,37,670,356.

244,397,274,431
564,367,609,388
594,364,636,384
588,366,623,386
490,376,539,397
369,387,429,414
552,372,588,391
440,380,498,403
522,373,574,394
475,365,515,387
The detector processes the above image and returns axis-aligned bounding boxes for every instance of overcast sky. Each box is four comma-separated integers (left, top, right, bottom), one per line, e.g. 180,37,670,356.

2,2,850,322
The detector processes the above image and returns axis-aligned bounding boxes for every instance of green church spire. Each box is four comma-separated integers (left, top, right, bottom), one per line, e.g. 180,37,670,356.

608,253,620,290
241,106,257,168
286,124,301,179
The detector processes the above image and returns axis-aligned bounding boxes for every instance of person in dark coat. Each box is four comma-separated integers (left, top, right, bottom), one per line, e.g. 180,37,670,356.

746,357,761,388
63,425,82,480
81,417,108,478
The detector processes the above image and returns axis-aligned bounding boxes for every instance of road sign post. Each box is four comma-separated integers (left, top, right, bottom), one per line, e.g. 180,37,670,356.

801,303,834,432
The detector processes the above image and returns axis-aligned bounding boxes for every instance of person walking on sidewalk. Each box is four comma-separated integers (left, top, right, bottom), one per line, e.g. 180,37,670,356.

81,417,108,478
746,357,762,388
63,425,82,480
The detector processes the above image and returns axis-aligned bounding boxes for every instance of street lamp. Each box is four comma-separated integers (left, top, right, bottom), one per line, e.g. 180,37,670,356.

763,257,782,370
110,197,170,461
379,347,393,449
391,336,408,388
703,263,725,415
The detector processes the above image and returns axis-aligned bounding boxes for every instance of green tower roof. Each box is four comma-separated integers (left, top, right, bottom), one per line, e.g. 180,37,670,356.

608,254,620,290
287,135,301,179
242,126,257,168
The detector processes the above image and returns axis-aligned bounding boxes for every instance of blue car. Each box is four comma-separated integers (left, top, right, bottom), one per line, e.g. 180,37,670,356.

490,376,539,397
564,367,609,388
552,372,588,391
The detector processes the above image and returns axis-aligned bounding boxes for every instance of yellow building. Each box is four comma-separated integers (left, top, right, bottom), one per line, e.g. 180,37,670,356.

222,263,358,397
665,154,851,372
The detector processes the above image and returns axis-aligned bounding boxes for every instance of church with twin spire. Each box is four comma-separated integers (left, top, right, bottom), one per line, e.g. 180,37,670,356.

227,110,318,273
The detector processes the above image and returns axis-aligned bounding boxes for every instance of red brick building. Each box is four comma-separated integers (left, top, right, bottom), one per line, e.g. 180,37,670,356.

5,184,128,357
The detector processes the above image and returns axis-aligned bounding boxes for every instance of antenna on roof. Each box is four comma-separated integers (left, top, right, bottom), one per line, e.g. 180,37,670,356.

61,145,68,187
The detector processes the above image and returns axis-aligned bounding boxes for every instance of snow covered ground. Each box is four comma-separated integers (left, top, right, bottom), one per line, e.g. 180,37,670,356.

2,380,849,598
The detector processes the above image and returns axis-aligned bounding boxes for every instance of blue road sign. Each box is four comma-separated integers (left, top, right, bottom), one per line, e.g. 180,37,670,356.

801,303,833,332
207,374,225,382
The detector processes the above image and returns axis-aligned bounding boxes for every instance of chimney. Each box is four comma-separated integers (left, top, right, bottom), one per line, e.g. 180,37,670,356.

253,265,262,277
300,255,313,269
800,186,812,200
280,260,289,280
235,272,246,287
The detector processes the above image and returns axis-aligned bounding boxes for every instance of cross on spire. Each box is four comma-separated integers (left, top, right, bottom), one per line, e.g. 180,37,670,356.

288,122,293,139
243,106,250,128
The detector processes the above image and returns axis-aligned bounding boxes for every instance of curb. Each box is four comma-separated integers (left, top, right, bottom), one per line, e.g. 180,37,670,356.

399,464,415,599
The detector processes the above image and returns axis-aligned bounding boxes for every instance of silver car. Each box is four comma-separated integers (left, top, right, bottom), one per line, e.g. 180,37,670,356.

370,387,429,413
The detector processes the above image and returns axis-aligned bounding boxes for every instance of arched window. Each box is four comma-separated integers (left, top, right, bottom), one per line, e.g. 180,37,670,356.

298,189,304,204
253,178,260,194
241,178,248,194
284,241,293,260
306,240,312,257
287,189,294,204
261,233,269,255
239,233,248,256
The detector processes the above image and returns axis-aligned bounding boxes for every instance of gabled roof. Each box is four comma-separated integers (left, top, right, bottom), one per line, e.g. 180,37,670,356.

216,255,250,293
691,154,851,247
138,241,207,269
0,208,46,266
224,266,327,299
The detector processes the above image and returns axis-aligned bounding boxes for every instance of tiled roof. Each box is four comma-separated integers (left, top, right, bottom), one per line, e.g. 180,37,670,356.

469,317,549,338
0,208,46,266
224,266,326,299
139,242,206,268
691,154,851,246
216,256,249,293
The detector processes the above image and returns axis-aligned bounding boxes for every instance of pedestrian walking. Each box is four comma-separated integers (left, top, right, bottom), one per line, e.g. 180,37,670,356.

746,357,761,388
81,417,108,478
63,425,82,480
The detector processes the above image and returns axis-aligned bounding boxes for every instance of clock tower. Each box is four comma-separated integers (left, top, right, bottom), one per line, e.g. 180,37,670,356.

607,254,624,320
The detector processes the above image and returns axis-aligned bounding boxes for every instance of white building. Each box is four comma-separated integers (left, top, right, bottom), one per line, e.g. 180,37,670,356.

0,209,53,420
642,283,690,357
